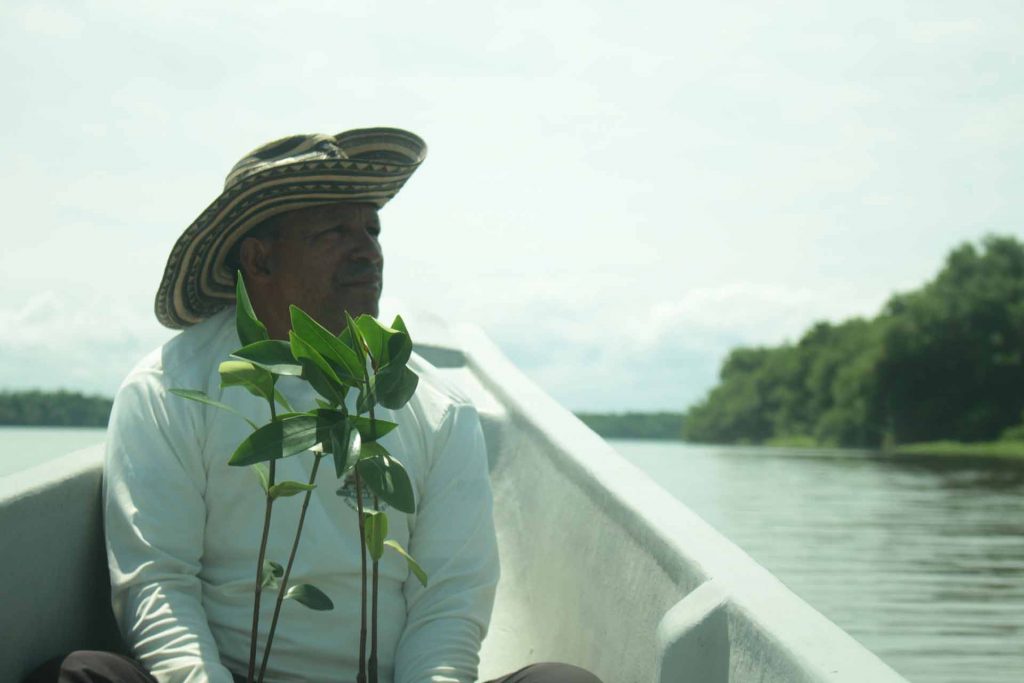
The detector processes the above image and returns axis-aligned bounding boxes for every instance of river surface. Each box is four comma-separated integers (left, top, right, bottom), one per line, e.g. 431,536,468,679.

3,429,1022,681
612,439,1024,683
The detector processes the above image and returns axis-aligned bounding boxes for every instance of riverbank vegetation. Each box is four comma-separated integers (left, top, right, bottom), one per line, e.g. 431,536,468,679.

0,390,112,427
575,412,684,440
891,440,1024,460
683,235,1024,450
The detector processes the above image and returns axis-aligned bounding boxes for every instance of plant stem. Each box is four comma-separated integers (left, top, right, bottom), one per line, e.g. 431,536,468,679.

369,494,381,683
367,384,380,683
257,453,323,683
247,401,277,683
355,469,368,683
248,459,275,681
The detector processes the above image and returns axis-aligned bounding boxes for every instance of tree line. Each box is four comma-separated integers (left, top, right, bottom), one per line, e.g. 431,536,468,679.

575,412,684,440
683,235,1024,448
0,390,113,427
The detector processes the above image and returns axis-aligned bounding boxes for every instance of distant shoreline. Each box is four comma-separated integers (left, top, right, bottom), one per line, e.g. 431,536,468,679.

4,393,1021,461
0,390,112,428
576,412,1024,460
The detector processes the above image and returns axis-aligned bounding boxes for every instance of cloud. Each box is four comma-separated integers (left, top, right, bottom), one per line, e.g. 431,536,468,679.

911,19,983,43
488,281,885,412
10,3,83,37
0,291,172,395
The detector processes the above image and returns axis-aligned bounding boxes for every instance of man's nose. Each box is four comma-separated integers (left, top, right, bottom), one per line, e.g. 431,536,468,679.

351,228,383,265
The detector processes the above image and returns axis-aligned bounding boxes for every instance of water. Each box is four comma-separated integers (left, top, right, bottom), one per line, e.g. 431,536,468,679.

612,439,1024,683
0,426,106,477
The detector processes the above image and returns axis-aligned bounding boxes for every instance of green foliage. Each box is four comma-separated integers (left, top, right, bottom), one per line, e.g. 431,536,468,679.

0,389,113,427
175,274,424,681
284,583,334,611
879,236,1024,443
683,235,1024,448
355,442,416,513
289,305,364,382
262,559,284,589
289,331,347,405
350,416,399,442
232,340,303,376
235,273,269,346
891,440,1024,460
219,360,277,405
169,389,259,430
575,412,684,440
383,539,428,587
363,510,388,561
268,480,317,499
228,414,321,466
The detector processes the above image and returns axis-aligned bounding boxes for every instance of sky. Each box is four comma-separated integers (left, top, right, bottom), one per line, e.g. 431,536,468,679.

1,0,1022,412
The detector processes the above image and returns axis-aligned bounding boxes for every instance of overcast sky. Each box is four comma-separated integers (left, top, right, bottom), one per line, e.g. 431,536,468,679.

2,0,1022,412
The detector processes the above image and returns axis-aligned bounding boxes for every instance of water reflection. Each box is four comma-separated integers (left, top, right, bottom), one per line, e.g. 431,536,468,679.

613,440,1024,683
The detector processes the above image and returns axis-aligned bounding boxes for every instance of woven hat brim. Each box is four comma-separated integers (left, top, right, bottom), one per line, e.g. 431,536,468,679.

155,130,425,329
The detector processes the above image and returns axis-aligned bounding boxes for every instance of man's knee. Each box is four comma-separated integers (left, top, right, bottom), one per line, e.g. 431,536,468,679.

24,651,155,683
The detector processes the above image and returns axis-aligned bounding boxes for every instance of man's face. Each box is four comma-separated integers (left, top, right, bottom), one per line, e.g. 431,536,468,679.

260,202,383,333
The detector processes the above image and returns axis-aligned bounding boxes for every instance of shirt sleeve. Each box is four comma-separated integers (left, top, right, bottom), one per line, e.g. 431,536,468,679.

103,370,236,683
393,403,501,683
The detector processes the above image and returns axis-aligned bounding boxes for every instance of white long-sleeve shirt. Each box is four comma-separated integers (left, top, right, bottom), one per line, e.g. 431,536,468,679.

103,307,500,683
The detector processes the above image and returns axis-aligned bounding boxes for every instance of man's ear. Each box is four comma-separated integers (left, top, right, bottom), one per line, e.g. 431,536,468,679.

239,237,274,280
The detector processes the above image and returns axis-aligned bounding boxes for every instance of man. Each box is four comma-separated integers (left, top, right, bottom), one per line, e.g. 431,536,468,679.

29,129,600,683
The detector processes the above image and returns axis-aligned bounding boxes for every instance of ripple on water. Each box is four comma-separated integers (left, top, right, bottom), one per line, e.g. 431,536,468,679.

613,440,1024,683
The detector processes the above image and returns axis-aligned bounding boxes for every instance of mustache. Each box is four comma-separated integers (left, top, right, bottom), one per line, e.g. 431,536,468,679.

334,261,382,286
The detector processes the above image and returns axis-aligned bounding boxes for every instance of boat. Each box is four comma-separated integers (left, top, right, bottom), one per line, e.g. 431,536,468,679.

0,314,908,682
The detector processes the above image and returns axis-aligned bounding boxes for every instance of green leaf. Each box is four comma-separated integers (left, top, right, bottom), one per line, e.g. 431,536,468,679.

329,420,361,478
290,305,365,383
388,314,414,368
284,583,334,611
219,360,276,404
261,559,284,589
343,311,367,369
357,441,389,461
350,416,398,442
273,389,295,413
354,315,394,368
347,314,416,380
354,314,413,372
274,411,314,420
375,365,419,410
363,510,388,560
235,272,269,346
384,539,428,587
313,408,348,441
315,398,334,410
356,387,375,414
169,388,258,430
356,445,416,513
289,331,345,405
228,414,320,466
268,480,317,498
232,340,302,376
309,409,354,476
252,462,270,492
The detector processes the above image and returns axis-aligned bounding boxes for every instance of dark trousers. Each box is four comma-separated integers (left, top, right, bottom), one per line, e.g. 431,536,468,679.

25,651,603,683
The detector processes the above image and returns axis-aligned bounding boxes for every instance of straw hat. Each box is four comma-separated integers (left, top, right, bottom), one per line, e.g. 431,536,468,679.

154,127,427,329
